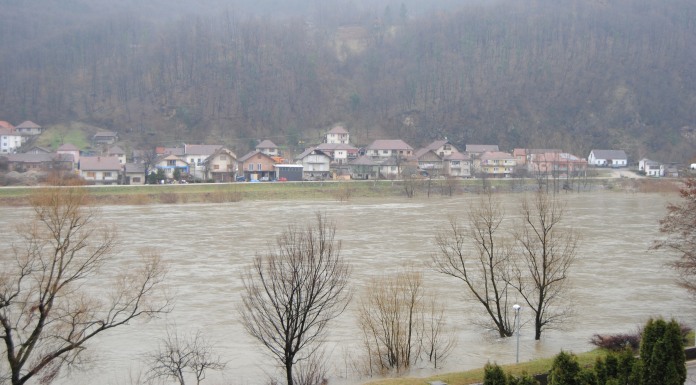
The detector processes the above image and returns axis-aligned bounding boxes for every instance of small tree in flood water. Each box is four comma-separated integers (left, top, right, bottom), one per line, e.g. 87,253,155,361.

511,191,577,340
432,192,516,338
239,213,351,385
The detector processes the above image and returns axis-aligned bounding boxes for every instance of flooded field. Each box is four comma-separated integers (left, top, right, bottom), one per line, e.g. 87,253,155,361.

0,191,692,385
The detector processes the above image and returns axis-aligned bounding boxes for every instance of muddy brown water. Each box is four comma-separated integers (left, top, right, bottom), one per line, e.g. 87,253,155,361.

1,192,693,385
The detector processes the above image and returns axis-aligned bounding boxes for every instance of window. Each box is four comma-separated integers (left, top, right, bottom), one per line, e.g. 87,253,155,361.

382,150,389,155
257,163,262,171
214,165,220,170
167,160,176,166
87,172,96,178
132,177,141,183
248,163,253,171
104,172,112,177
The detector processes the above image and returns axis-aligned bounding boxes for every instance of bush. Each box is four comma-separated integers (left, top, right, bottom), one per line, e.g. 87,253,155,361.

589,333,641,352
483,362,507,385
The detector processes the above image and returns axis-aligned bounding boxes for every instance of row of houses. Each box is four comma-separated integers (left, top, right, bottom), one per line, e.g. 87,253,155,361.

5,119,678,184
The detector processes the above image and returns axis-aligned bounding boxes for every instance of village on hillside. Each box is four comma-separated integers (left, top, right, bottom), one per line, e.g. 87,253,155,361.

0,120,692,186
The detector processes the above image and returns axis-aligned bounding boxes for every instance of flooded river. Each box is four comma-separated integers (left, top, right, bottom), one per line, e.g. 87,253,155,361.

1,191,693,385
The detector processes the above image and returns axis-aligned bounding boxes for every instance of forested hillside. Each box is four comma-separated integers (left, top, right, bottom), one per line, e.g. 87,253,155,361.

1,0,694,161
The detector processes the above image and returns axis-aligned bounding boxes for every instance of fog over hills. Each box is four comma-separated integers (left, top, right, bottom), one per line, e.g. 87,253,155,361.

0,0,694,162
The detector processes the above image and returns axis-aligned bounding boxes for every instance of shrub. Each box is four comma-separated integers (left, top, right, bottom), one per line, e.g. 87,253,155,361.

589,333,641,352
483,362,507,385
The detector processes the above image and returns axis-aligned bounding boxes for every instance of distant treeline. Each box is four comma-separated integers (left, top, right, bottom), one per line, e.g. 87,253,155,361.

0,0,694,161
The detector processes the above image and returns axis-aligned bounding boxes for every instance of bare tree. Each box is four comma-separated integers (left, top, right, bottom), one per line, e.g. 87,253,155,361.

0,187,170,385
511,191,577,340
239,213,351,385
432,193,515,338
653,177,696,295
146,327,226,385
357,269,454,374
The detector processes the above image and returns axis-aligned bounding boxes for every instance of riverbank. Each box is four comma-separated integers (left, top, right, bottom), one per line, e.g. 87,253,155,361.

0,176,681,206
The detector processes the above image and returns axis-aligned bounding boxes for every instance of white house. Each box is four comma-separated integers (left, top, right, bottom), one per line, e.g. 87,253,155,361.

14,121,43,136
183,144,223,181
256,140,280,157
365,139,413,159
588,149,628,167
205,147,237,182
314,143,358,165
296,148,332,180
79,156,122,184
0,128,23,153
326,125,350,144
57,143,80,165
638,158,664,177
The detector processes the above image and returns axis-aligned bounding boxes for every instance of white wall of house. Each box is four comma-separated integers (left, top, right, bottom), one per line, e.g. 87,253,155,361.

301,154,331,172
327,132,349,144
81,170,120,183
0,133,22,153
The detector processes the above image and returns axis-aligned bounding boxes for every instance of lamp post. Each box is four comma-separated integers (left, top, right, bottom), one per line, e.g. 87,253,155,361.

513,304,521,363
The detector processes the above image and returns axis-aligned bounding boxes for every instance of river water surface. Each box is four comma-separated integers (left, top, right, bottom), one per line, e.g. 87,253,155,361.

1,192,693,385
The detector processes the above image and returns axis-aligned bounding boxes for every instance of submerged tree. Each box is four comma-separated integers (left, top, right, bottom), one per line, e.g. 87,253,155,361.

146,328,226,385
653,177,696,296
0,187,170,385
432,193,515,338
511,191,577,340
239,213,351,385
357,269,455,374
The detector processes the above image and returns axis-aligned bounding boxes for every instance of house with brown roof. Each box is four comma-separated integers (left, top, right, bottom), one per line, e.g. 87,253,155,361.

326,125,350,144
256,140,280,157
205,148,238,182
57,143,80,165
425,139,459,157
79,156,122,184
479,151,516,177
123,163,146,185
155,154,189,180
365,139,413,159
14,121,43,136
92,130,118,145
107,145,127,164
296,148,332,180
183,144,223,181
444,152,472,178
238,150,278,181
527,151,587,176
4,153,74,172
412,148,443,176
315,143,358,165
348,154,412,179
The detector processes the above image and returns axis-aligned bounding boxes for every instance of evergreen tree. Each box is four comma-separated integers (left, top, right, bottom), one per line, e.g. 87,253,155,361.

639,318,685,385
548,351,582,385
484,362,507,385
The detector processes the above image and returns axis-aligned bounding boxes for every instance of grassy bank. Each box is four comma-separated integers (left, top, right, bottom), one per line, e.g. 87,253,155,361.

365,349,608,385
0,176,680,206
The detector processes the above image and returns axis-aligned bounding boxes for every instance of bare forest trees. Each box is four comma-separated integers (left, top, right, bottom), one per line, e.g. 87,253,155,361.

0,188,170,385
433,191,577,341
653,177,696,295
432,193,515,338
146,328,226,385
357,270,455,374
239,214,351,385
511,191,577,340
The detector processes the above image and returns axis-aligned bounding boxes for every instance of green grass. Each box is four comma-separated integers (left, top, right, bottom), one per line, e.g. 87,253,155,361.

36,123,93,150
364,349,608,385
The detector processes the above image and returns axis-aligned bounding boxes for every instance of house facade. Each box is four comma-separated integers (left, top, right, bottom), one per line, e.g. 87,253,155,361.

205,148,237,182
57,143,80,165
92,131,118,145
107,145,127,164
79,156,121,184
296,148,332,180
0,128,23,153
588,150,628,167
413,149,443,176
183,144,223,181
155,154,190,180
315,143,358,165
238,150,278,181
256,140,280,157
527,151,587,176
4,153,74,172
14,121,43,136
326,125,350,144
123,163,145,185
479,151,516,177
365,139,413,159
638,158,664,177
444,152,472,178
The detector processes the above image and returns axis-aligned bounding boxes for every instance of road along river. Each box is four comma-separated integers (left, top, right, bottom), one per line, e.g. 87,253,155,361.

0,191,692,385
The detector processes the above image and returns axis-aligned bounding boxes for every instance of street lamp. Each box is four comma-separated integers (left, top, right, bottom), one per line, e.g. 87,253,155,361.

513,304,521,363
